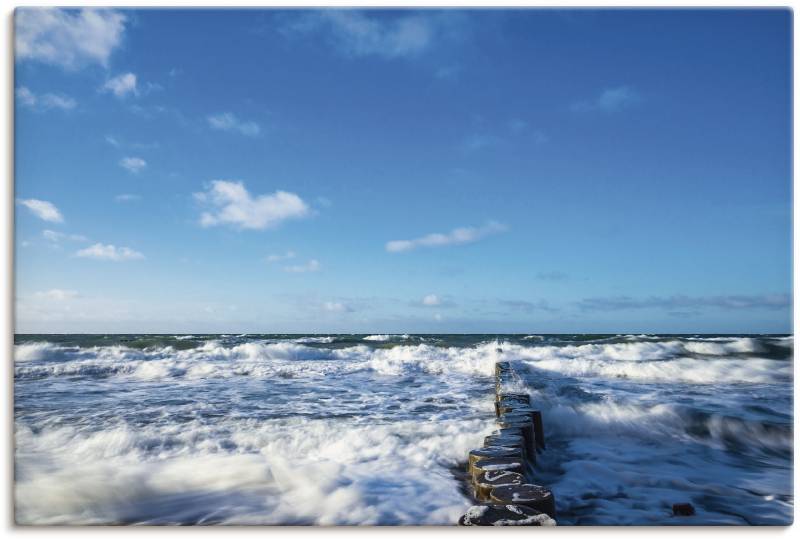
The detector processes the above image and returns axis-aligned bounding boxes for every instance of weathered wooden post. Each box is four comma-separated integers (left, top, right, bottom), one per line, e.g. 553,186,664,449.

458,505,556,526
489,484,556,519
468,446,524,475
471,457,526,483
473,470,525,501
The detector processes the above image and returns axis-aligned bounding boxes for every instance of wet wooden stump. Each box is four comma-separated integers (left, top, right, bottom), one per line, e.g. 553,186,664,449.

532,410,545,449
468,446,524,474
473,470,525,501
489,484,556,518
458,504,556,526
497,408,545,452
471,457,525,483
495,394,531,413
484,433,525,453
496,416,536,461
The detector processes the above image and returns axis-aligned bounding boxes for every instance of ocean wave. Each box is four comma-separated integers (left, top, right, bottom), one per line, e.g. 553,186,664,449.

13,340,503,382
14,342,64,362
14,417,491,524
14,334,793,525
14,337,790,385
290,336,336,344
503,339,790,385
362,334,412,342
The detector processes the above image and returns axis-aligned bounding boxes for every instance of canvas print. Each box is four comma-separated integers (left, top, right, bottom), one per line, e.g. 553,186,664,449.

13,7,792,526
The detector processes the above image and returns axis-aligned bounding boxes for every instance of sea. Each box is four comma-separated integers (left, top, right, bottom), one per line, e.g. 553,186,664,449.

13,333,793,525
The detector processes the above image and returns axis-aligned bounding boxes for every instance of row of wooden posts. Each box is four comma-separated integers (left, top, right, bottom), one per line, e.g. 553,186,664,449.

458,361,557,526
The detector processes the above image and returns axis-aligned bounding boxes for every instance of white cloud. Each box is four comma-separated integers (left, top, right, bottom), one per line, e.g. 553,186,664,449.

422,294,441,306
16,87,36,107
572,86,640,113
115,193,141,202
285,11,449,59
42,229,87,243
284,259,320,273
119,157,146,173
266,251,296,263
34,289,78,301
18,199,63,223
386,221,507,253
207,113,261,137
102,72,137,98
76,243,144,261
16,86,76,111
15,8,127,69
323,301,352,313
195,180,310,231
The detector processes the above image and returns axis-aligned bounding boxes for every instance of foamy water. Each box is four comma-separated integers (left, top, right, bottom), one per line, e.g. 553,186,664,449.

13,334,793,525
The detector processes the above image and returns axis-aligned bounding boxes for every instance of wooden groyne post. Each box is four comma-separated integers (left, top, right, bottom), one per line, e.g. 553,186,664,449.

458,360,556,526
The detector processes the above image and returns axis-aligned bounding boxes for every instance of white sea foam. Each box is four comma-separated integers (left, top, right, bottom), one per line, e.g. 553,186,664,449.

363,334,410,342
14,338,789,385
14,340,503,381
13,335,793,525
14,342,63,362
291,336,336,344
15,417,492,525
499,340,790,385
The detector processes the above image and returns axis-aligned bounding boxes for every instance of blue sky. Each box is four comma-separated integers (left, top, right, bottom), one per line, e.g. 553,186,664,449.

14,8,792,333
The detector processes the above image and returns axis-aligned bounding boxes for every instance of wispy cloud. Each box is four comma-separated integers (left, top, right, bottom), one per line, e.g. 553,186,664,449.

419,294,456,308
323,301,353,313
435,64,461,81
207,113,261,136
15,8,127,69
461,133,501,152
18,199,63,223
498,299,558,314
195,180,310,231
105,135,159,150
571,85,640,113
284,259,321,273
265,251,296,263
462,119,547,153
386,221,507,253
75,243,144,261
119,157,147,173
422,294,441,306
16,86,76,111
42,229,87,243
578,294,791,312
101,72,138,98
281,11,458,59
536,271,568,281
34,289,78,301
114,194,141,202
